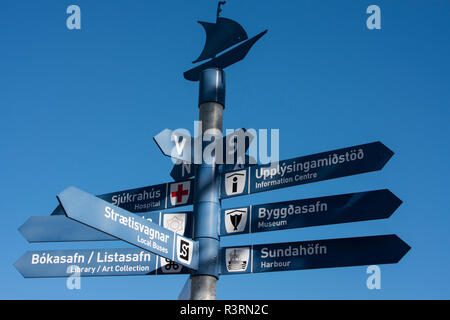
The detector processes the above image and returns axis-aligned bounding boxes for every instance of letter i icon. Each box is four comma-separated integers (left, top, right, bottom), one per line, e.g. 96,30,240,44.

232,177,238,193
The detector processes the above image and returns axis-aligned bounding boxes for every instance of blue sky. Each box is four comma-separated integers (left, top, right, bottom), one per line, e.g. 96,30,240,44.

1,0,449,299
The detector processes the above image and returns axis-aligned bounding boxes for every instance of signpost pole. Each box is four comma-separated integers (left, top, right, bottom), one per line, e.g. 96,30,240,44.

190,68,224,300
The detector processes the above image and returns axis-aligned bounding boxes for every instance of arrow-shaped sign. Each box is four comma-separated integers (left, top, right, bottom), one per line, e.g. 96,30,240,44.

57,187,199,270
221,142,394,199
51,179,194,215
220,154,257,174
220,234,410,275
16,235,410,278
155,128,254,167
220,189,402,236
19,212,192,242
154,129,199,164
169,130,256,181
171,161,196,182
14,248,191,278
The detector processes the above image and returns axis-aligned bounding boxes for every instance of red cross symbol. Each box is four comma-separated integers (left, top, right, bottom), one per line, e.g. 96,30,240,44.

171,183,189,203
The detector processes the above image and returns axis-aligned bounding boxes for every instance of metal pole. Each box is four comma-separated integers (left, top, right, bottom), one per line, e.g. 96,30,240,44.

190,68,225,300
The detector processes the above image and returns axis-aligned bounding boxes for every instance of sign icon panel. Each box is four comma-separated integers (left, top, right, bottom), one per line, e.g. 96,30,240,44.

170,182,191,206
160,213,189,273
177,236,194,266
225,247,250,272
163,213,187,235
224,208,248,234
160,257,183,274
224,170,246,196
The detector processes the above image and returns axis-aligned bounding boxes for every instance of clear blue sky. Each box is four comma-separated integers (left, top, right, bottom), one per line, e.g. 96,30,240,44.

1,0,449,299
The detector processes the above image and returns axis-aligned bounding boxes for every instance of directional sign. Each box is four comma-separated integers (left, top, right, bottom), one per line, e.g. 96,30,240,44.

219,235,410,275
51,179,194,215
170,155,257,182
221,128,254,165
220,189,402,236
20,212,192,242
170,147,256,183
14,248,190,278
220,142,394,199
154,129,198,164
168,129,255,181
156,128,254,166
57,187,199,270
171,161,196,181
221,154,257,174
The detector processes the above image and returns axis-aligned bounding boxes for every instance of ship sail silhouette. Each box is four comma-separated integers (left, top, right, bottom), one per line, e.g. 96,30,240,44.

184,1,267,81
193,2,248,63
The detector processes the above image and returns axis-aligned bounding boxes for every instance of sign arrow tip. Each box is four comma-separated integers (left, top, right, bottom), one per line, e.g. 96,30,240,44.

18,219,32,243
383,189,403,218
56,186,79,217
392,234,411,262
377,141,395,169
13,255,27,278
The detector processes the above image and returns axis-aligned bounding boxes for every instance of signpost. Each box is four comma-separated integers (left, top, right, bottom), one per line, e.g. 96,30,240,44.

220,235,410,275
220,189,402,236
220,142,394,199
14,2,411,301
14,248,190,278
57,186,199,270
19,212,192,242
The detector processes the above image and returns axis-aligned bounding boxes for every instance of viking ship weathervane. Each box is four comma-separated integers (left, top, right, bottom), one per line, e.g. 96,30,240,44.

184,1,268,81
